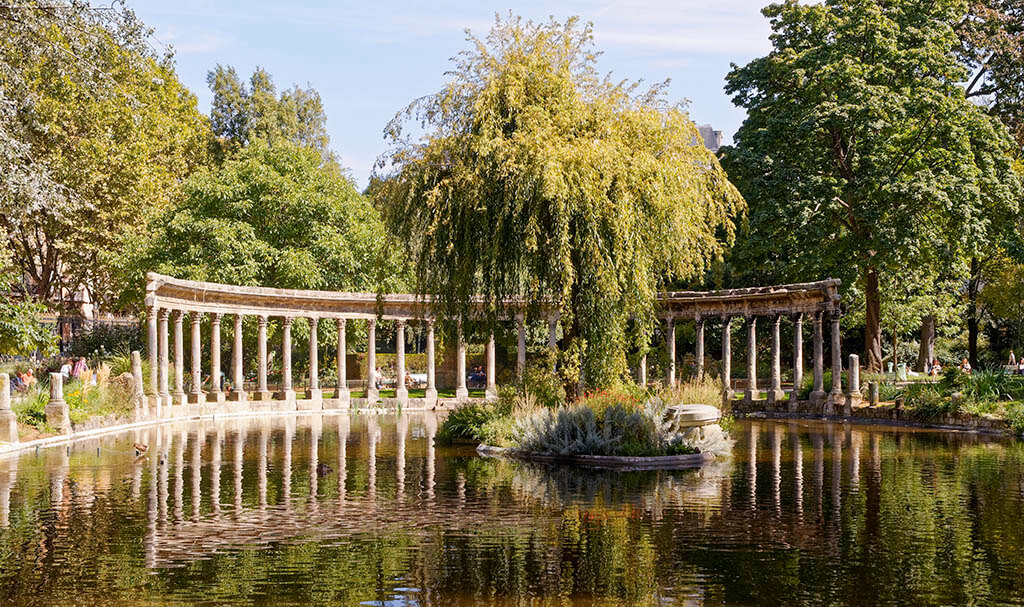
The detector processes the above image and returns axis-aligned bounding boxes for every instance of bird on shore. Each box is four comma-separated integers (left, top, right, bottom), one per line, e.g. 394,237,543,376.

134,443,148,457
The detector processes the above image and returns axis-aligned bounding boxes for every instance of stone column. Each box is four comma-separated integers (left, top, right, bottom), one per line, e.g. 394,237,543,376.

229,313,246,402
695,316,705,378
722,316,734,401
638,351,647,387
173,311,186,406
306,317,322,406
45,372,70,434
366,318,379,403
845,353,861,415
829,309,843,405
790,313,804,404
395,320,408,405
425,320,438,407
547,316,558,349
335,319,350,407
188,311,204,404
209,313,224,404
485,331,497,400
516,312,526,381
158,308,171,412
666,317,677,388
0,374,17,443
147,305,158,403
810,311,826,406
456,320,468,401
131,351,146,419
745,317,759,402
277,316,295,405
255,315,271,401
767,314,785,404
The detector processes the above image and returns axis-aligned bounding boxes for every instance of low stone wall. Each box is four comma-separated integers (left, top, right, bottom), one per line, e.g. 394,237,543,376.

731,398,1014,434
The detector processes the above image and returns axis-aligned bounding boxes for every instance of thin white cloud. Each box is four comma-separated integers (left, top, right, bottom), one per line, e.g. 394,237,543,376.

160,26,232,55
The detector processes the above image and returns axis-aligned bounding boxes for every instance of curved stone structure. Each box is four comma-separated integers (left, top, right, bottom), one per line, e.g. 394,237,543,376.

143,273,846,418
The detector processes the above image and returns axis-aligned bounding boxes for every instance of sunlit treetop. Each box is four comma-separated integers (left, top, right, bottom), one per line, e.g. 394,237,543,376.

375,15,744,390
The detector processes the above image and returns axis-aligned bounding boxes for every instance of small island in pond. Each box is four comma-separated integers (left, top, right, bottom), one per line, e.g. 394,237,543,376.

440,380,733,470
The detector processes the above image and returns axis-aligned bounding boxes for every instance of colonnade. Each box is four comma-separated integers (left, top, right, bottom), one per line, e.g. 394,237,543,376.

145,306,553,410
656,309,845,406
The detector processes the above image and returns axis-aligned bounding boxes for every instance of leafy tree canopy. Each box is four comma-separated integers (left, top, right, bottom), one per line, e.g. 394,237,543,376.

126,138,407,306
0,1,210,311
207,65,333,163
958,0,1024,148
376,15,744,392
722,0,1021,371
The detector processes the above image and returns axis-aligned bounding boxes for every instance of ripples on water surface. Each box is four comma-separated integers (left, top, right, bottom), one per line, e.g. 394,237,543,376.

0,413,1022,606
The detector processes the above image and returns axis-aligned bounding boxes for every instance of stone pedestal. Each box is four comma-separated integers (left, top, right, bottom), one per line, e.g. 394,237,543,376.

45,372,71,435
867,382,879,407
844,354,861,415
766,388,786,405
0,374,18,443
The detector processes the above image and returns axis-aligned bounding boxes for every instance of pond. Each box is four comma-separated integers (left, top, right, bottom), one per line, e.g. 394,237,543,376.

0,413,1022,606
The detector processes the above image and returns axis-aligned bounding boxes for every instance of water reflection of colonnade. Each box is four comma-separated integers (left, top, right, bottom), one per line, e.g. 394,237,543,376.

0,417,1011,571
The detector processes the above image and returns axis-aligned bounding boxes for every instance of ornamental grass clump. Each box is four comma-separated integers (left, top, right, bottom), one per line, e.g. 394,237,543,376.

514,397,700,457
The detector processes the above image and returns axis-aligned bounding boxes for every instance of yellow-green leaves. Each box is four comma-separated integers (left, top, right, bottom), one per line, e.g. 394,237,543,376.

376,15,744,390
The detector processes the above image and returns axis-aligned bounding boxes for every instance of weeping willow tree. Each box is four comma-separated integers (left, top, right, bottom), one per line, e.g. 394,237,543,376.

375,15,744,394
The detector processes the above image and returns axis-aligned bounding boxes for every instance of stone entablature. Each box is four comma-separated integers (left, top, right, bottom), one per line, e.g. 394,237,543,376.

660,279,841,319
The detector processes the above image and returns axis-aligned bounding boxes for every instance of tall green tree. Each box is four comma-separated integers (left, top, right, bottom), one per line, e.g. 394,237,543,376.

0,228,56,356
376,16,744,393
127,138,405,301
723,0,1021,371
958,0,1024,148
207,65,332,162
0,2,210,312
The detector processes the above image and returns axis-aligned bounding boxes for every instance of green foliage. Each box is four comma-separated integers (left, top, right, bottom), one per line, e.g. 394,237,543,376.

11,386,48,431
1006,403,1024,434
1,3,210,311
377,15,744,393
958,0,1024,148
658,375,723,407
436,404,501,444
0,231,56,356
130,138,408,302
68,323,143,359
515,398,700,457
207,65,332,162
904,383,957,419
519,350,566,409
0,298,56,356
63,379,133,426
723,0,1022,370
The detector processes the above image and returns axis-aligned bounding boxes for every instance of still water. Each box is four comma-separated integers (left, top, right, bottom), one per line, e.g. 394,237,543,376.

0,413,1022,606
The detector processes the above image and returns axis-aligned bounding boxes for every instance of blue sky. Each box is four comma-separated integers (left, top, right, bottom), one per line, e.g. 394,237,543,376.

127,0,774,189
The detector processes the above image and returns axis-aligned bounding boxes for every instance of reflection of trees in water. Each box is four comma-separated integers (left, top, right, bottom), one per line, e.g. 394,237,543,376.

0,417,1024,606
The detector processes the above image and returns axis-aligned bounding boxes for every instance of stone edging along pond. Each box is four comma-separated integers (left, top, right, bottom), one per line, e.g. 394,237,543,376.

476,444,715,470
731,398,1022,436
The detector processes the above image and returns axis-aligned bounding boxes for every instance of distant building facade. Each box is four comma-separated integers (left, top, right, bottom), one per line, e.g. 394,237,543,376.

698,124,723,153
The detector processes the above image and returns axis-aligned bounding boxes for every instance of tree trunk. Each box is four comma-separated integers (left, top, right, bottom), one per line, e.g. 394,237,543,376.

967,256,980,368
865,267,883,372
915,315,935,373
